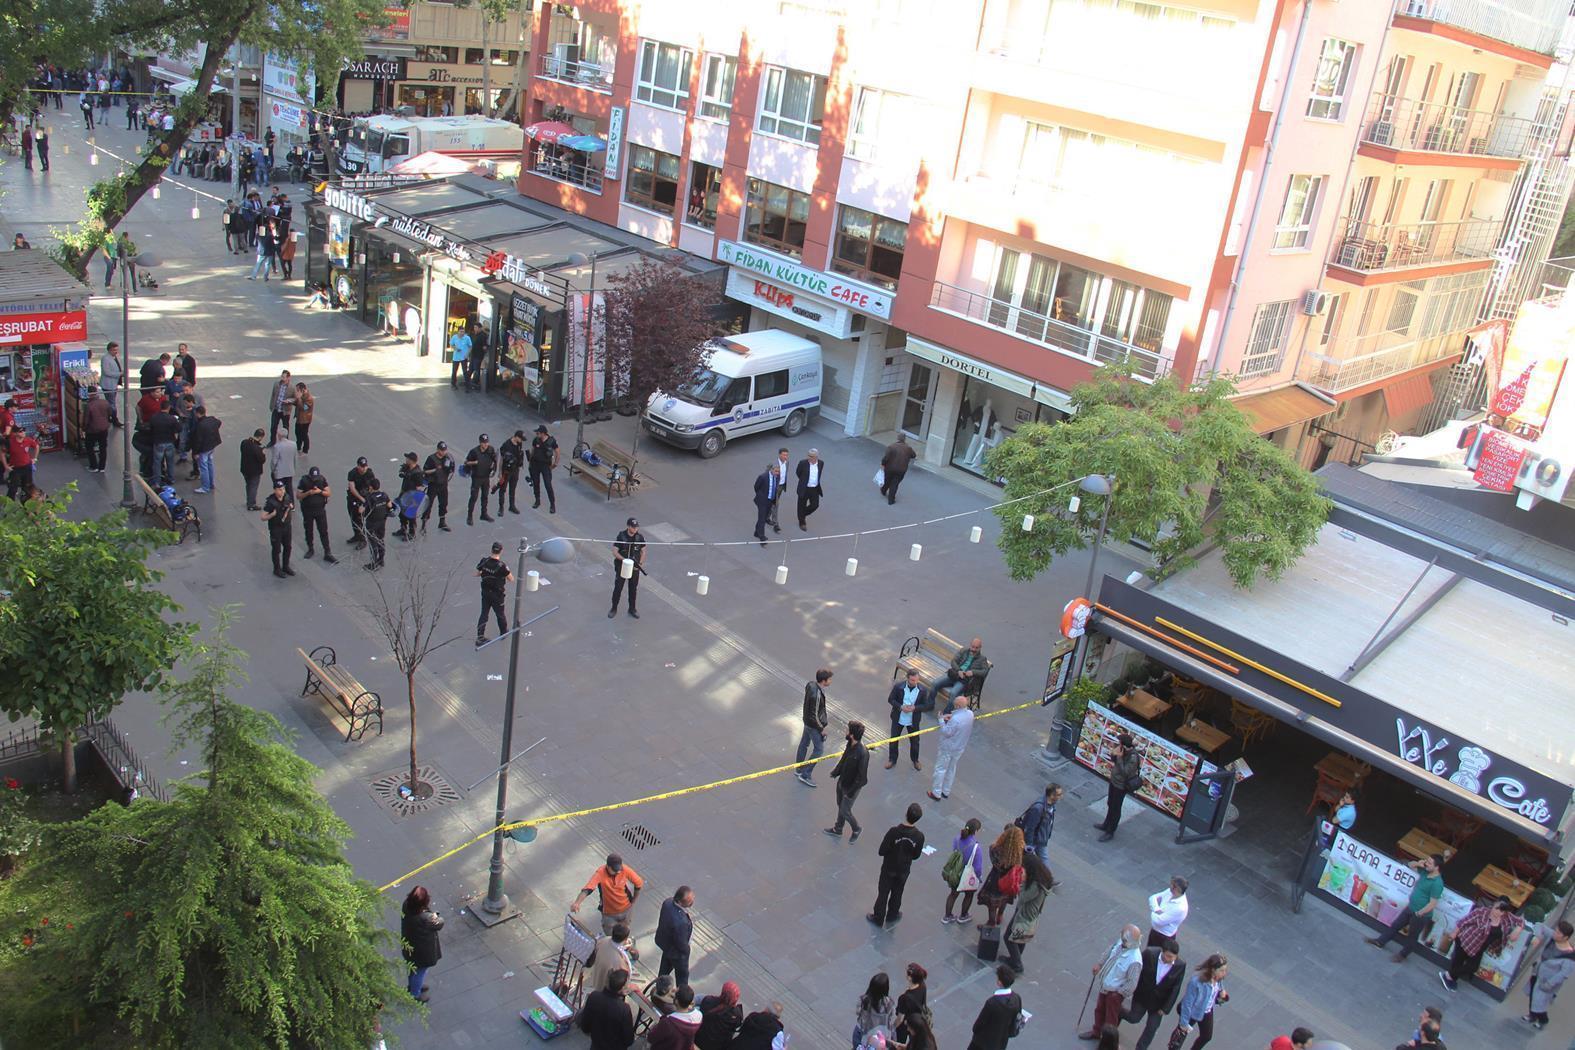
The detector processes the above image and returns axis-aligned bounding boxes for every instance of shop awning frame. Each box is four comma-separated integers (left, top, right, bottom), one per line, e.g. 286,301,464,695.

1232,382,1337,434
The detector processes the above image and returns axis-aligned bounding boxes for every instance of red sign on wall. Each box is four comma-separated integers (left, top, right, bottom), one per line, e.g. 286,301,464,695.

0,310,88,345
1472,429,1528,492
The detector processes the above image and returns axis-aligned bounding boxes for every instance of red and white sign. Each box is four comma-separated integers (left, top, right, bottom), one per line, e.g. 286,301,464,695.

1473,429,1528,492
0,310,87,345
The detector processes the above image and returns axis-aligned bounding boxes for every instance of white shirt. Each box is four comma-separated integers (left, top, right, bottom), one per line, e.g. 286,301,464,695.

939,708,975,751
1149,890,1189,936
806,460,820,487
162,114,175,130
898,683,919,726
1154,959,1175,986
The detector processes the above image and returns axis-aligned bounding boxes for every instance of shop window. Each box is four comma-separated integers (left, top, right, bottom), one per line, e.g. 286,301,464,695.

699,54,737,120
758,66,826,144
465,48,519,65
415,45,459,64
625,145,681,215
754,369,790,399
831,205,907,290
744,178,810,257
635,41,693,111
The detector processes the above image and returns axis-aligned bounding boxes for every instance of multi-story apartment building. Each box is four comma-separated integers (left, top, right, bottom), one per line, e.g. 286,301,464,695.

510,0,1572,481
343,1,532,118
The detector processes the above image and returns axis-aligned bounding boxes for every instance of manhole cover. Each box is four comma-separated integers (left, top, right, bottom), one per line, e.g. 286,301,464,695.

370,765,462,816
620,822,660,850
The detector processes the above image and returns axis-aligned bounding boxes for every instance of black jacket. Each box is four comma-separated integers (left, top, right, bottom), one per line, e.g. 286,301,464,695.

147,411,180,444
887,680,935,728
466,444,496,479
966,991,1021,1050
695,997,743,1050
877,823,926,877
578,988,635,1050
424,452,455,488
752,470,780,509
400,908,443,968
138,358,164,390
727,1011,784,1050
654,897,693,958
500,439,525,471
190,416,222,454
801,682,827,730
794,457,824,494
829,740,869,796
1130,947,1185,1013
240,436,266,478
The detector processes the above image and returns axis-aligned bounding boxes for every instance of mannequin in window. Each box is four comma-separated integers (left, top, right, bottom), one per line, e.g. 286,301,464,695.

963,399,995,468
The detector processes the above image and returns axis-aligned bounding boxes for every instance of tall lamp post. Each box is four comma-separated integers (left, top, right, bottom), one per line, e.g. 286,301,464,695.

119,252,160,508
478,535,576,924
1043,473,1115,755
564,250,598,451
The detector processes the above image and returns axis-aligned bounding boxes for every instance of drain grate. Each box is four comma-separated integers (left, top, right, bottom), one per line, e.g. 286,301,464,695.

370,765,462,816
620,822,660,850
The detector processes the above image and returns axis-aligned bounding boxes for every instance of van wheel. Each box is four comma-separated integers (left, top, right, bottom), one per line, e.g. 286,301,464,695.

782,409,806,437
698,431,725,458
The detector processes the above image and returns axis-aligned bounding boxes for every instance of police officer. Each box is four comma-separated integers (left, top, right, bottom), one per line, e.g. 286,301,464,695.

609,516,646,620
261,479,295,578
297,466,337,563
495,430,526,516
345,456,377,548
421,440,456,532
529,424,559,514
475,541,513,646
362,478,393,571
465,433,497,526
397,451,425,541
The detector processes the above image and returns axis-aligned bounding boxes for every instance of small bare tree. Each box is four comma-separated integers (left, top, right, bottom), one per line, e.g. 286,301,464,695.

361,555,458,795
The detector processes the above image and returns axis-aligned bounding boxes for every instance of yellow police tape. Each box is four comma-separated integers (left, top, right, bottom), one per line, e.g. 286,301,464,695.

377,697,1045,892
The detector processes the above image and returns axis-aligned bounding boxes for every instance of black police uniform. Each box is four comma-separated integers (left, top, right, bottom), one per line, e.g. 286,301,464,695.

529,433,559,513
496,437,525,514
345,465,377,547
363,489,393,569
476,555,511,643
297,473,335,562
421,449,455,530
397,461,425,540
465,442,497,525
610,526,646,617
263,491,294,576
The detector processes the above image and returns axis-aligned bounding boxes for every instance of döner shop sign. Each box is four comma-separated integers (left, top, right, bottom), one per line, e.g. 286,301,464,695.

718,240,892,320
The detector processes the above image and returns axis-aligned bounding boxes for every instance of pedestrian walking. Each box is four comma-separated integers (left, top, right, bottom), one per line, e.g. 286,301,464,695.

752,463,781,545
795,669,832,786
1122,937,1185,1050
362,479,393,571
269,426,297,492
399,885,443,1003
278,224,296,279
292,382,314,453
942,817,985,924
852,973,895,1048
261,480,295,578
1095,733,1142,842
825,720,870,841
98,341,123,426
222,200,242,253
1017,783,1063,864
1398,1006,1444,1049
189,404,221,493
464,433,496,525
695,981,743,1050
1402,1018,1444,1048
82,386,110,472
1147,877,1189,949
609,517,646,618
101,230,117,288
1525,919,1574,1029
869,803,925,927
1365,853,1445,963
977,825,1025,928
794,448,825,530
448,326,472,389
475,542,512,646
1082,925,1144,1040
579,968,636,1050
20,124,31,171
528,424,559,512
1167,954,1228,1050
767,447,790,532
240,428,267,509
879,434,917,505
1003,853,1054,974
421,441,454,532
495,429,525,515
79,91,94,130
34,124,49,170
573,854,646,952
147,401,179,487
655,886,695,989
928,694,975,800
929,637,991,709
965,965,1022,1050
297,467,336,563
1439,895,1520,992
646,985,702,1050
267,370,292,443
248,220,279,280
884,669,934,771
396,451,425,541
345,456,377,547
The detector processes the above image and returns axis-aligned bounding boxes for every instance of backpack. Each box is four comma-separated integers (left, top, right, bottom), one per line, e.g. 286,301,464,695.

999,864,1025,898
941,849,965,889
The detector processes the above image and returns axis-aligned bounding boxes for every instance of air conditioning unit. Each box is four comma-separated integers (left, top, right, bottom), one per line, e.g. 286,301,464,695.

1302,290,1332,316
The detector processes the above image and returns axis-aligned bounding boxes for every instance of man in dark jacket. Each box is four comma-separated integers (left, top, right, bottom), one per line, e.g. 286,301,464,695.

869,801,924,926
1096,734,1142,843
465,433,496,525
495,429,525,515
139,351,169,393
885,669,935,771
823,720,869,842
578,968,636,1050
240,428,268,510
1122,938,1184,1050
794,669,832,787
345,457,377,548
1018,783,1064,863
752,464,780,545
421,440,456,532
879,433,917,504
654,885,695,988
966,965,1022,1050
189,405,222,493
930,637,991,707
793,448,825,531
728,1002,785,1050
147,403,180,486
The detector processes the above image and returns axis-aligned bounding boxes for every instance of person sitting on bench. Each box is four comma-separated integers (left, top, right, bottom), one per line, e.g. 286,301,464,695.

929,637,990,701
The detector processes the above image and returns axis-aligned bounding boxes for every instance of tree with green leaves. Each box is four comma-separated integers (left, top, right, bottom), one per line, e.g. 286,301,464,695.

0,489,191,791
0,615,409,1048
985,368,1331,588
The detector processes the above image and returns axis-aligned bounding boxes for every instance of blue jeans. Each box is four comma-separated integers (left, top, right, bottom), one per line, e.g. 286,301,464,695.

250,252,275,278
195,451,214,490
1032,842,1049,864
407,964,428,998
103,256,115,287
153,443,174,486
795,726,824,778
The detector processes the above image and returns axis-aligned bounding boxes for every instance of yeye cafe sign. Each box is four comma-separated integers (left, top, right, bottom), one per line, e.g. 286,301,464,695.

717,240,892,320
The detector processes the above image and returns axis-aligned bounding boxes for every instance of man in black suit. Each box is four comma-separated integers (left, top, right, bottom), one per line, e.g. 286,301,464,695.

654,885,695,989
578,968,636,1049
823,720,869,842
885,669,935,771
1123,937,1185,1050
794,448,825,531
966,965,1022,1050
752,463,781,546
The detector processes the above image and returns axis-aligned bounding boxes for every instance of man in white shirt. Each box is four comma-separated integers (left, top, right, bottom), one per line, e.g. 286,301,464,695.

794,448,825,532
928,694,975,801
1147,876,1189,948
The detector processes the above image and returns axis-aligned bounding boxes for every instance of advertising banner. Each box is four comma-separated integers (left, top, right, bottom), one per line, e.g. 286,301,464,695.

328,213,351,267
0,310,88,345
1490,303,1573,440
565,292,605,406
1074,702,1216,820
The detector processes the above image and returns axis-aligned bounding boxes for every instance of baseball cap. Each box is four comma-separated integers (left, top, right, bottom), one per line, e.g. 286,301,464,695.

514,429,525,439
626,517,639,527
308,466,321,477
490,542,502,553
356,456,368,467
272,478,285,489
405,451,418,461
479,433,489,442
534,425,549,434
436,441,447,450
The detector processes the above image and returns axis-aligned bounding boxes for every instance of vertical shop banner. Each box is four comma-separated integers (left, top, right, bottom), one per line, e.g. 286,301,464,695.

328,214,351,266
507,294,542,384
565,292,606,406
31,348,61,451
1074,703,1215,820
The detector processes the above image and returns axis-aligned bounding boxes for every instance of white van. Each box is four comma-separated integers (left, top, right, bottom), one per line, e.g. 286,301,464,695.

643,330,822,458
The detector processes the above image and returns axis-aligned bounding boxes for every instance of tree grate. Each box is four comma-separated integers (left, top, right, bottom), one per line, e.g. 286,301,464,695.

370,765,461,816
620,822,660,850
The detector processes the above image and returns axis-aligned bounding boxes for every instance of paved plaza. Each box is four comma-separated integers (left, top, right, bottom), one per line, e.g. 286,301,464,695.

4,124,1571,1050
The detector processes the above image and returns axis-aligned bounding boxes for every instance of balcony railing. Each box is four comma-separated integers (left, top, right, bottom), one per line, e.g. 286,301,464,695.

1329,216,1500,273
1392,0,1564,56
529,149,603,193
930,281,1169,381
1360,94,1535,158
538,54,614,91
1302,327,1466,392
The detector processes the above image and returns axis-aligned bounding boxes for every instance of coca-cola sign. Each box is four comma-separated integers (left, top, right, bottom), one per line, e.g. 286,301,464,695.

0,310,88,345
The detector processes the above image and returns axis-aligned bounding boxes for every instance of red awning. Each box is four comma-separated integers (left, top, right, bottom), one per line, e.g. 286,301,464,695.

1382,371,1438,419
524,121,575,144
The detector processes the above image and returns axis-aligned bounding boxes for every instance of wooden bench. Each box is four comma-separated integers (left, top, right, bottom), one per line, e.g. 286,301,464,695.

295,645,383,741
895,628,990,710
131,473,201,544
567,438,638,500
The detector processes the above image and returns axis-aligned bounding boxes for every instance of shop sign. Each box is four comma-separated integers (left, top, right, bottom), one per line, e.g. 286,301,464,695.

389,215,444,248
725,269,851,338
717,240,892,320
904,335,1037,399
269,100,306,131
605,107,625,178
371,4,410,40
482,251,556,300
324,186,377,222
1075,702,1216,821
511,293,542,344
343,58,407,81
0,310,87,345
0,299,78,316
262,53,313,108
412,64,485,86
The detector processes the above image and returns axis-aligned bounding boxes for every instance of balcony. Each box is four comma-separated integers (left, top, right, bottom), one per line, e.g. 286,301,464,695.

1359,95,1535,159
1391,0,1564,57
538,54,614,92
1302,327,1468,392
528,148,604,193
930,281,1169,381
1329,216,1500,274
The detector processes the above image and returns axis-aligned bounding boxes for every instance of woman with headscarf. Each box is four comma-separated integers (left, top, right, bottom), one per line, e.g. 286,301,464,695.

1004,852,1056,974
695,979,743,1049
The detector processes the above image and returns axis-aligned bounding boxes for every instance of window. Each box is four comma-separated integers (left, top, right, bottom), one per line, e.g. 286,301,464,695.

1320,293,1344,346
847,87,920,161
744,178,811,257
1273,175,1323,249
1307,38,1357,120
635,41,693,110
465,48,518,65
699,54,737,120
754,369,790,399
1017,120,1201,197
759,67,827,144
831,206,908,289
1241,300,1294,376
686,162,722,228
414,45,458,64
625,145,681,215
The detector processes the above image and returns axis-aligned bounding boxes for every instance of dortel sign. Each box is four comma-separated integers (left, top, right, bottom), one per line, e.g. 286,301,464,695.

717,240,892,320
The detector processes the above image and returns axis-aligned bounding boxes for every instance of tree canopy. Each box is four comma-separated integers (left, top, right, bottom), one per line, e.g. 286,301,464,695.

985,369,1331,588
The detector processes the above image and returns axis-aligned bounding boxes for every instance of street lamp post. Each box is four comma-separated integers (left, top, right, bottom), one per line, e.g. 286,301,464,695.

119,252,160,508
564,250,598,451
1043,473,1114,755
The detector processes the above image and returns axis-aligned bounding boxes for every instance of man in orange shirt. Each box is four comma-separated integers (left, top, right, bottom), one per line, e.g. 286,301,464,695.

572,853,644,959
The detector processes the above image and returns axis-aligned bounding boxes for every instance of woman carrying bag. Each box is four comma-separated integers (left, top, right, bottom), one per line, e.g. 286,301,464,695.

852,972,894,1049
941,817,984,924
976,825,1026,929
1169,954,1228,1050
1003,852,1056,974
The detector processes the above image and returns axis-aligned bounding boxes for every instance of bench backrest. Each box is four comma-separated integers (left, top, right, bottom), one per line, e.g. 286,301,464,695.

590,439,635,470
922,628,961,659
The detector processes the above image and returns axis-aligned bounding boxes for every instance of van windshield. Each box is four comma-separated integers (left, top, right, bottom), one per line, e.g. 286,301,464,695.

675,368,730,405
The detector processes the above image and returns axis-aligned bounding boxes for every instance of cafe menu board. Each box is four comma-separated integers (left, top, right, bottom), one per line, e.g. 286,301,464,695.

1316,831,1532,994
1075,702,1215,820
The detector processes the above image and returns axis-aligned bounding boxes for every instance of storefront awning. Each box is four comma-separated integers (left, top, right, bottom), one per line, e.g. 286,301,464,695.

1232,383,1336,434
1382,370,1437,419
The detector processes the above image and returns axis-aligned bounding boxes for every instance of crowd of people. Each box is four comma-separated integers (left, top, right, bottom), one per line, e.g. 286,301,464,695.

223,188,297,280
